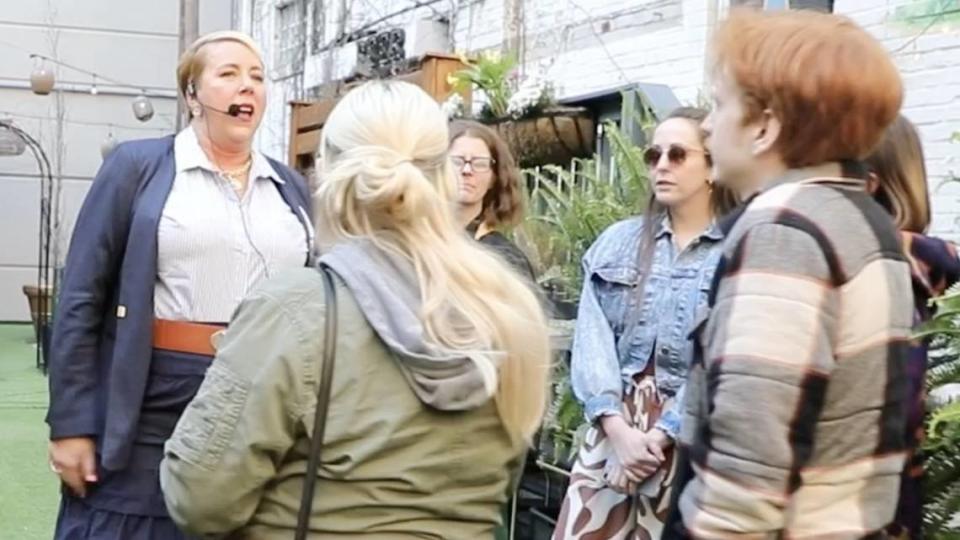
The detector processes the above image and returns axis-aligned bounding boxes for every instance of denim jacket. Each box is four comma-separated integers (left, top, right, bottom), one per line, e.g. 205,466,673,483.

570,215,723,438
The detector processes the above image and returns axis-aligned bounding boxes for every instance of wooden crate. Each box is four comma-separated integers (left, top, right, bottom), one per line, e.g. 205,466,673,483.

287,52,471,184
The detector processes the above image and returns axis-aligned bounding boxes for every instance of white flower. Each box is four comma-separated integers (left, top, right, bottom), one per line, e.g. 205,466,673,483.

506,75,549,119
441,93,465,120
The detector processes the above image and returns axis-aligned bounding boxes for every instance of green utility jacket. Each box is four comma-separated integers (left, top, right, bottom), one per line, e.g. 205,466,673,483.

160,268,524,539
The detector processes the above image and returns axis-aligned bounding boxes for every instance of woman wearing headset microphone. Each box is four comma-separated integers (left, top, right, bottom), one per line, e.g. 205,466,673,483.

45,31,313,539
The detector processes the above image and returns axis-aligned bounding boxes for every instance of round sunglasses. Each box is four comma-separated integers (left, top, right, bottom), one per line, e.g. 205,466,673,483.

642,144,708,168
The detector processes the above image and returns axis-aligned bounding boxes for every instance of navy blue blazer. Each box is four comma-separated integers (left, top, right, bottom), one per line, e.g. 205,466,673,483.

45,135,313,471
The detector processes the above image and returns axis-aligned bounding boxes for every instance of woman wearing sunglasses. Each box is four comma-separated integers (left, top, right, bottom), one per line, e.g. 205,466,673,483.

553,107,738,539
449,120,536,282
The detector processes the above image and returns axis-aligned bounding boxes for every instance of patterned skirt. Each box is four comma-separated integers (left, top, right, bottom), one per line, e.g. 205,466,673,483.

552,374,677,540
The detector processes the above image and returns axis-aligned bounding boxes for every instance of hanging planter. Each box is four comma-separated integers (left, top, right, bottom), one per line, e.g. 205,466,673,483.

483,106,594,168
446,52,596,167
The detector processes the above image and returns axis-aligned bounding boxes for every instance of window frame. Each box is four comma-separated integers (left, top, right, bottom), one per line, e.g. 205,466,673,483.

274,0,307,78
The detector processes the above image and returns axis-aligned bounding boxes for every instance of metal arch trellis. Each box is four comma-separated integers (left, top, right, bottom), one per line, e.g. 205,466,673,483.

0,120,57,372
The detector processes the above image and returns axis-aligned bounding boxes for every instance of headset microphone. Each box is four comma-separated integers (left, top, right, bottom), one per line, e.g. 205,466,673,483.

202,103,242,117
187,85,242,117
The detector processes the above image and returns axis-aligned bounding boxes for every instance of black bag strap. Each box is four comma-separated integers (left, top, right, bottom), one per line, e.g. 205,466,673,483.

295,263,338,540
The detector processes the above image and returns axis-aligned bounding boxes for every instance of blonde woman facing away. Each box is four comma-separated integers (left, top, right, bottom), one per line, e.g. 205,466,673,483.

160,80,551,539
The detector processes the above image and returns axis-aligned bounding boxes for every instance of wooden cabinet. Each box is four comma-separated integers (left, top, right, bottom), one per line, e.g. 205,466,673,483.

287,52,471,184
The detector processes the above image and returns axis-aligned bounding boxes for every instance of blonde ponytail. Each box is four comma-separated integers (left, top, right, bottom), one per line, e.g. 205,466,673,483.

315,81,550,444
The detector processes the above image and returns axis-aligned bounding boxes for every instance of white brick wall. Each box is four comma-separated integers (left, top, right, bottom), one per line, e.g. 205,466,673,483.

445,0,711,106
837,0,960,238
454,0,506,51
248,0,960,237
525,0,710,104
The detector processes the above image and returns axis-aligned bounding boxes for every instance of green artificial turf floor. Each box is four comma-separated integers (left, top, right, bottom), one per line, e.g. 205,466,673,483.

0,324,58,539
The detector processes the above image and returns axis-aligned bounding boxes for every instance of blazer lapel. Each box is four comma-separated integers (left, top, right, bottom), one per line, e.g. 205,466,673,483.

274,179,315,265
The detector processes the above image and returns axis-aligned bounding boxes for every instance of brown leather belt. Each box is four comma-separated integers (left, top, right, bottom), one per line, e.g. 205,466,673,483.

152,319,225,357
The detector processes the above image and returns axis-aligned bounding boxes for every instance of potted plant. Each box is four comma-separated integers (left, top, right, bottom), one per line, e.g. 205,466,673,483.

919,133,960,537
446,51,594,167
519,108,652,468
22,285,52,343
500,97,655,536
518,114,650,316
915,283,960,538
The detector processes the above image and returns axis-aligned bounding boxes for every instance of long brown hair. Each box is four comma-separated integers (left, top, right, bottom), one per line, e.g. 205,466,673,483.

617,107,739,359
864,114,931,233
635,107,738,288
448,120,525,229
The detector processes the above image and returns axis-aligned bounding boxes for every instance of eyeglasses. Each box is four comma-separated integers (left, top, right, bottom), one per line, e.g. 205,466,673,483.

642,144,708,168
451,155,495,173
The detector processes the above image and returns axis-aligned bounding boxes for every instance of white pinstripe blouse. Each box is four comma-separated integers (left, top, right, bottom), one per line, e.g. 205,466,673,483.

154,127,310,322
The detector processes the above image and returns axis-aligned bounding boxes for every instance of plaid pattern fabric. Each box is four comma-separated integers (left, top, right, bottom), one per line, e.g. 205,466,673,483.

677,174,914,539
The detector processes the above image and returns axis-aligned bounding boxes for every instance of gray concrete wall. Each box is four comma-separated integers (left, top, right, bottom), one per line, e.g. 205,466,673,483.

0,0,235,321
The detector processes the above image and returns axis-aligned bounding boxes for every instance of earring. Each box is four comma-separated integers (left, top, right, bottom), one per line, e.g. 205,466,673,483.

192,107,201,117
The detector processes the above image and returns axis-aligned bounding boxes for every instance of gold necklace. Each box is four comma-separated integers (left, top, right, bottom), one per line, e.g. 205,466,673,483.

220,158,252,194
221,157,252,177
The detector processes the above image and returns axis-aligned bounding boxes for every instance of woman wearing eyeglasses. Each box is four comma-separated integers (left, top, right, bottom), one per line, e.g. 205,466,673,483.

552,107,738,539
449,120,536,282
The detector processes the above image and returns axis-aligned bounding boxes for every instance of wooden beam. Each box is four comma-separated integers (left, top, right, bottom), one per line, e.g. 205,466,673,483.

295,99,338,132
285,52,474,168
295,129,322,158
288,102,304,166
396,70,423,88
421,57,440,98
430,56,471,106
421,52,462,63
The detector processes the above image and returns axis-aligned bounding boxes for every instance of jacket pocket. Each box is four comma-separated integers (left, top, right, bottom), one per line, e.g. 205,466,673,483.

696,279,713,310
592,265,640,287
592,266,644,333
165,362,249,471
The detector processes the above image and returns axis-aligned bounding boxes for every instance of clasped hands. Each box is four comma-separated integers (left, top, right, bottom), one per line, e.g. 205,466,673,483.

600,415,671,494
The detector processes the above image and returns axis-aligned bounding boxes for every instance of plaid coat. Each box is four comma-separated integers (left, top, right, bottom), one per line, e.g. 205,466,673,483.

676,170,914,539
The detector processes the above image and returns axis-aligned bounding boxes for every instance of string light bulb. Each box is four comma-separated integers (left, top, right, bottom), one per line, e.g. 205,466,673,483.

100,130,117,158
132,92,154,122
29,58,55,95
